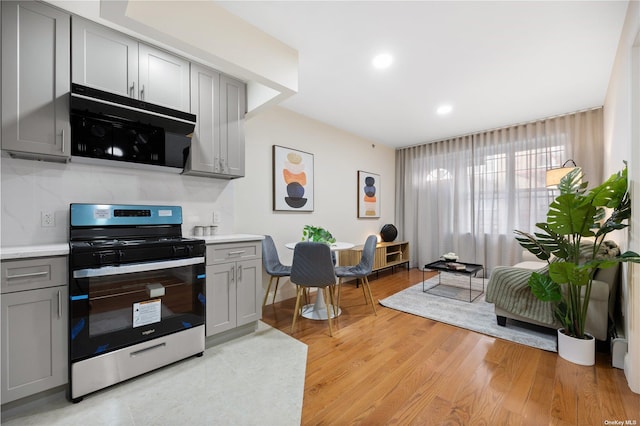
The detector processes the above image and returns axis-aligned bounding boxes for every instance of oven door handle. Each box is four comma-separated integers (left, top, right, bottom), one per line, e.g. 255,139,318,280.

72,257,205,279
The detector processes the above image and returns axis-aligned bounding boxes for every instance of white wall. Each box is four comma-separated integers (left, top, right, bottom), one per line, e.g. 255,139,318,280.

603,0,640,394
0,157,236,246
234,106,396,302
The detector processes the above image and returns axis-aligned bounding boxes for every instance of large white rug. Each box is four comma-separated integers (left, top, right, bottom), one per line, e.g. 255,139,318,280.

379,276,557,352
1,322,307,426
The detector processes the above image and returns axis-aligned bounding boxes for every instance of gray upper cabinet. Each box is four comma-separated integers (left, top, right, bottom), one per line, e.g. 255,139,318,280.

187,64,220,174
185,68,246,179
220,75,246,178
138,44,190,112
1,1,70,161
72,16,190,112
72,15,138,98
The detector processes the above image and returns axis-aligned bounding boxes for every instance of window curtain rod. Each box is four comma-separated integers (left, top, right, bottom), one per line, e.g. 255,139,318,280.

397,106,603,151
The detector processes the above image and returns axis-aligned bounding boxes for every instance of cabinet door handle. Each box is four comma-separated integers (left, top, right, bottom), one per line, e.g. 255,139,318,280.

237,265,243,282
228,250,245,256
140,84,145,100
6,270,49,279
61,129,65,153
230,265,235,283
57,290,62,319
130,82,135,98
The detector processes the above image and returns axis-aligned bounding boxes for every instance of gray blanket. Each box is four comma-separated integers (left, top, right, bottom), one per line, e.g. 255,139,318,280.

485,265,560,326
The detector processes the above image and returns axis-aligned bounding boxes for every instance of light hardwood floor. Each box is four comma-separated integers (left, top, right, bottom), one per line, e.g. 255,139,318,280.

261,267,640,425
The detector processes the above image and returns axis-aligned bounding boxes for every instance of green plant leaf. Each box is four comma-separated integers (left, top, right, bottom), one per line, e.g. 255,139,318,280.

588,166,627,208
534,223,570,259
557,167,586,195
528,272,561,302
596,194,631,237
547,194,596,237
549,262,590,286
620,250,640,263
554,301,571,332
514,224,569,261
301,225,336,244
514,230,552,261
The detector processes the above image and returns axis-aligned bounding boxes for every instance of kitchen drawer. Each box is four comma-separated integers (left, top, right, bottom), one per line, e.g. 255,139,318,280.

206,242,260,265
1,256,67,294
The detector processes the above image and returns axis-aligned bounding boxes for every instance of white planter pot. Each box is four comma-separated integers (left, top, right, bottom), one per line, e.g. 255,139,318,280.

557,328,595,366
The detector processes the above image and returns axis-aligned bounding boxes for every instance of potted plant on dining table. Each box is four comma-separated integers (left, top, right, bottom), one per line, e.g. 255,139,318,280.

514,164,639,365
301,225,336,244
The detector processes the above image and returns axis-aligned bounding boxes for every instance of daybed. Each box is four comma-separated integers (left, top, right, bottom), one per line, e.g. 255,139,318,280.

485,245,620,341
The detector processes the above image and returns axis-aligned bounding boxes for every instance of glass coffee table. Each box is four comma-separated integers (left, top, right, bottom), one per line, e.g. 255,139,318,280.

423,260,484,302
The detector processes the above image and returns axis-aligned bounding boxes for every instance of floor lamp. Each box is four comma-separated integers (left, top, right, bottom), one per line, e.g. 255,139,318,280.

546,159,581,189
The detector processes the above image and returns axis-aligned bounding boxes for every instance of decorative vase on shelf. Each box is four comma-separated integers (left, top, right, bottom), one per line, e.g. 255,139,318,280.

557,329,595,366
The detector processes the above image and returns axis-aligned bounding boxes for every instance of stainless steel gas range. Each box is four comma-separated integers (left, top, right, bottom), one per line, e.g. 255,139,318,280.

68,203,206,402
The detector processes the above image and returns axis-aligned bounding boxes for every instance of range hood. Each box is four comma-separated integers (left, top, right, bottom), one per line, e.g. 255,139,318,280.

70,83,196,136
70,84,197,173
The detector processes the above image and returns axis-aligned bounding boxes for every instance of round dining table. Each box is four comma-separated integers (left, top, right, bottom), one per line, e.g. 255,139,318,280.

285,241,354,320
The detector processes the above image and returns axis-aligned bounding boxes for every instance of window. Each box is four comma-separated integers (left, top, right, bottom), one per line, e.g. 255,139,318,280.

426,168,452,181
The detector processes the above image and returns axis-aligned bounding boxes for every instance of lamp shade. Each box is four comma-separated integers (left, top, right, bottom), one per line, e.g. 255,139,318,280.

546,166,581,188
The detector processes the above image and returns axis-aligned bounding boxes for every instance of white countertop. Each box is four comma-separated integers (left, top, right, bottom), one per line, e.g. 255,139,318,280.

1,234,265,260
1,244,70,260
196,234,265,243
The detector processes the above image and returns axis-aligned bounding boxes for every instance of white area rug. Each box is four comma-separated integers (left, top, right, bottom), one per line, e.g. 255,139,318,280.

1,322,307,426
379,276,557,352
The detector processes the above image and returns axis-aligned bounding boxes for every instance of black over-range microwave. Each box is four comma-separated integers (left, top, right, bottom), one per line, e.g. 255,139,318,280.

70,83,196,173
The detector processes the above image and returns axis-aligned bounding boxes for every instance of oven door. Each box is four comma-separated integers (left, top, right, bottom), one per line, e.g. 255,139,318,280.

69,257,205,362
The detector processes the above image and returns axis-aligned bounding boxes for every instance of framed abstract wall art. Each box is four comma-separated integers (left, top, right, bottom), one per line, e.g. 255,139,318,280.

357,170,380,218
273,145,314,212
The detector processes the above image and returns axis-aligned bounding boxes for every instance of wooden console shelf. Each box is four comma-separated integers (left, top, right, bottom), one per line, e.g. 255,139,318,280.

339,241,410,273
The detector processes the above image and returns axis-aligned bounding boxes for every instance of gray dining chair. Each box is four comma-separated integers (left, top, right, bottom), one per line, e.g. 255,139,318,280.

290,242,337,336
262,235,292,307
334,235,378,316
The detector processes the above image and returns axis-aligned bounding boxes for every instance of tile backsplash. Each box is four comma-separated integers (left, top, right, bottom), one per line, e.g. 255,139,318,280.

1,156,234,247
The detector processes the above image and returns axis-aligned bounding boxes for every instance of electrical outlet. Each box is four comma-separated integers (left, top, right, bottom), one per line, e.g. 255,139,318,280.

41,211,55,227
213,211,221,224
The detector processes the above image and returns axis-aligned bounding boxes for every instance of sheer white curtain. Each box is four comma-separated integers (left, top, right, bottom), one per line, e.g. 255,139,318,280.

396,108,603,274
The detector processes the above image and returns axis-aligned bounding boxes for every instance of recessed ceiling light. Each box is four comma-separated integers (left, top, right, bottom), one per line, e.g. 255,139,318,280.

437,104,453,115
372,53,393,69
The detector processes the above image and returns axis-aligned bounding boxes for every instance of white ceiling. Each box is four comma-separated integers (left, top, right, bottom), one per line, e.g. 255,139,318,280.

217,1,628,149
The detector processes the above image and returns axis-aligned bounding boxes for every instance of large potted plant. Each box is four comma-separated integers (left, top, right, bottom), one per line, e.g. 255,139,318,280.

515,164,639,365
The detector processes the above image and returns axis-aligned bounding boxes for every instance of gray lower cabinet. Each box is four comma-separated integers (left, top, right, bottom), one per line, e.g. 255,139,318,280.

1,1,70,161
185,68,246,179
205,242,261,336
1,256,68,404
72,16,190,112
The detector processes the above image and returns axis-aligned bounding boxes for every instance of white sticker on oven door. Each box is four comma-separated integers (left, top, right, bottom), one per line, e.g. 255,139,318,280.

133,299,161,328
158,209,172,217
